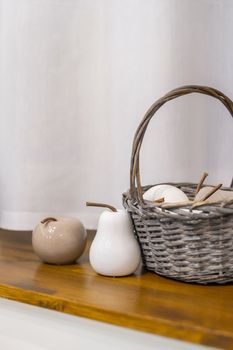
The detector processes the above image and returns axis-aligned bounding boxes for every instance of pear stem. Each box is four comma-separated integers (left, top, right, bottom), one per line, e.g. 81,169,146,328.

86,202,117,212
41,217,58,224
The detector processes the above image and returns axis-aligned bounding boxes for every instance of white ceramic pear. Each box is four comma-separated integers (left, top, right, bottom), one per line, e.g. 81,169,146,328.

86,202,141,277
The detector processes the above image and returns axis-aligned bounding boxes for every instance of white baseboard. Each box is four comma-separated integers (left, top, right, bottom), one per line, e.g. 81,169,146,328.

0,211,99,231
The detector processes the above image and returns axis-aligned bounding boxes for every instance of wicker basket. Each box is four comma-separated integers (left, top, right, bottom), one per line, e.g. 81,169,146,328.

123,85,233,284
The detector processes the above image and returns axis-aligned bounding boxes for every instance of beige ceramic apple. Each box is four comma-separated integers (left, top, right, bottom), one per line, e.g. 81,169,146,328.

32,217,87,265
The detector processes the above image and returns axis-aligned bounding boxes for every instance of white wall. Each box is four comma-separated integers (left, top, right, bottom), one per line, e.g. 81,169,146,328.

0,0,232,230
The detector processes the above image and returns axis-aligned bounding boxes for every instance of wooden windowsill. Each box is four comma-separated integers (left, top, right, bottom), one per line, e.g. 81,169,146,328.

0,229,232,349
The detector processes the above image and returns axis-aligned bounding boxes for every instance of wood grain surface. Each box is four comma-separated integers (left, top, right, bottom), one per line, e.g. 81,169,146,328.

0,229,232,349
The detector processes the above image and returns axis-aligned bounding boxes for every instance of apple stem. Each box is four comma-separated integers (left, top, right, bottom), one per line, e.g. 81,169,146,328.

41,217,58,224
86,202,117,212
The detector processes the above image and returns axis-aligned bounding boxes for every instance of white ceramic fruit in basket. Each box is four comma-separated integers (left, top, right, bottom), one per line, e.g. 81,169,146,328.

87,203,141,277
143,184,188,203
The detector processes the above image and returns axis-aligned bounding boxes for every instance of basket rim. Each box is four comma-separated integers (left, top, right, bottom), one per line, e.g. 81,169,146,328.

123,182,233,221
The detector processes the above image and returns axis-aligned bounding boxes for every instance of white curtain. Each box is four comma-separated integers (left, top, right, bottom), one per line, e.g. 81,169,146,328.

0,0,232,230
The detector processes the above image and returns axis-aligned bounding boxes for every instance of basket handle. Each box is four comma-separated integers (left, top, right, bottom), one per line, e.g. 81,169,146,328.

130,85,233,202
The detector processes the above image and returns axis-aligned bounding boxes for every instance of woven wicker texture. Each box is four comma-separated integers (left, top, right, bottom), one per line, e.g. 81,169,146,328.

123,85,233,284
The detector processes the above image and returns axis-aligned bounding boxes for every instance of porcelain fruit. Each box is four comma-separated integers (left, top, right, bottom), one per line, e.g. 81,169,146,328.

143,184,189,203
86,202,141,277
32,217,87,265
